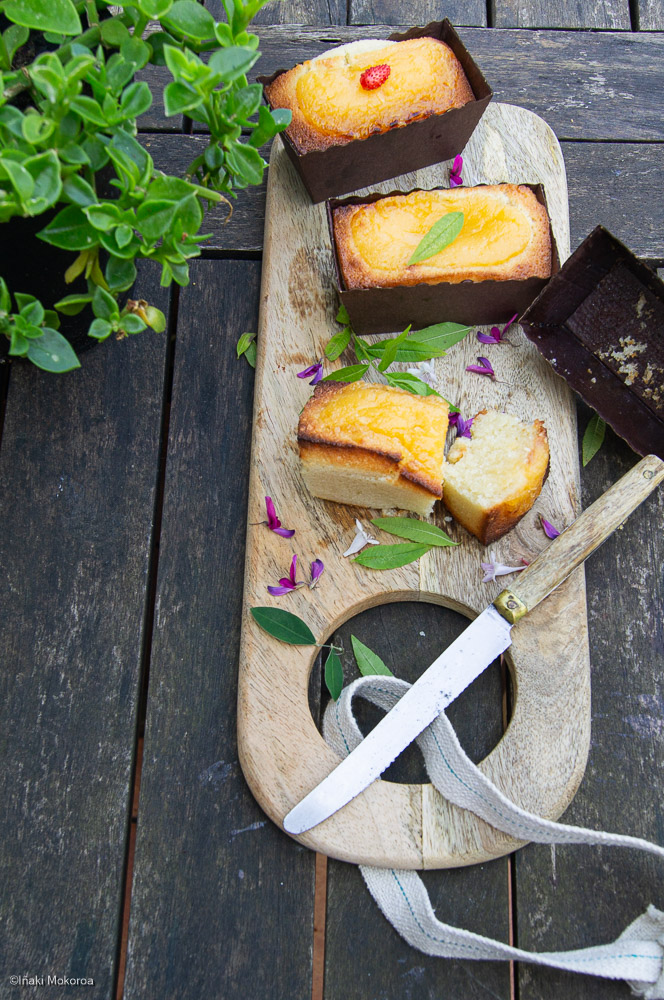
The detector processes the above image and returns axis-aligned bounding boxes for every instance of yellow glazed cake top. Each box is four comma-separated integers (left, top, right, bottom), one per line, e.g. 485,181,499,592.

294,38,467,142
351,188,533,274
298,381,449,493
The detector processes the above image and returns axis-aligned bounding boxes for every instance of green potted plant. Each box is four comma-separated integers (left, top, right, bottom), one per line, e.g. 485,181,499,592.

0,0,290,371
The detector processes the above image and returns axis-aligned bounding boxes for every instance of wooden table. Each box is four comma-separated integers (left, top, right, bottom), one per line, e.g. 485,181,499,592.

1,4,663,999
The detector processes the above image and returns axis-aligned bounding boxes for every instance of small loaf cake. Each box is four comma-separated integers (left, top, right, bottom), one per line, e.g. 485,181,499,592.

333,185,552,289
264,37,474,155
298,381,449,516
443,410,549,544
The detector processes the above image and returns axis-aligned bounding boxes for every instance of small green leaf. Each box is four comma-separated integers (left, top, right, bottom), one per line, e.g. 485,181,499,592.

582,413,606,467
244,341,256,368
163,80,201,117
135,199,177,241
142,306,166,333
236,331,256,358
121,313,146,335
350,635,393,677
3,0,81,35
336,304,350,325
1,158,34,201
384,371,441,397
208,45,260,82
412,321,471,352
54,293,93,316
324,647,344,701
371,517,458,547
365,340,446,365
88,317,113,340
21,112,55,145
70,95,108,126
324,326,351,361
105,257,137,293
26,328,81,372
377,325,410,373
321,363,369,384
92,285,118,321
118,81,152,121
138,0,173,18
62,174,97,208
352,334,371,362
99,17,130,46
250,607,316,646
224,142,265,187
161,0,215,40
408,212,464,266
38,206,97,250
354,542,432,569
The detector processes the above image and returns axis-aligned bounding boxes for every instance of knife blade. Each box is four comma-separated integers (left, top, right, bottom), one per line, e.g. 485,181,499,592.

283,604,512,835
283,453,664,837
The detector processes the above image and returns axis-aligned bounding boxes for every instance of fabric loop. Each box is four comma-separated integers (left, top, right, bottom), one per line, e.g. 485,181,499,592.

322,675,664,997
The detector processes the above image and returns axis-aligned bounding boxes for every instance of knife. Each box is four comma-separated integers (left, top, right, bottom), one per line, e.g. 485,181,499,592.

283,453,664,836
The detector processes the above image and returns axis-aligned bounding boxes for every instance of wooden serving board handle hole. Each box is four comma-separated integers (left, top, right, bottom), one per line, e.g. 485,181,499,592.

310,599,510,785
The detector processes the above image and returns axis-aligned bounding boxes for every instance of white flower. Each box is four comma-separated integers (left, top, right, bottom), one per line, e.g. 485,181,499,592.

343,519,379,557
406,359,437,387
481,559,527,583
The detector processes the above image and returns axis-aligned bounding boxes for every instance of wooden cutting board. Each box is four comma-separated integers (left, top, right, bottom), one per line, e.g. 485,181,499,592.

237,102,591,869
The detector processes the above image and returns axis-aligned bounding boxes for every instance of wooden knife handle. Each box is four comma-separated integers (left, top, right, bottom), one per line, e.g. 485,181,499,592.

494,453,664,624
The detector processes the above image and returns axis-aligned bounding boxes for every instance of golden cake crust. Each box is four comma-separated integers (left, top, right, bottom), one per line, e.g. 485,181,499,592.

333,185,552,289
442,410,550,545
298,381,449,515
265,37,474,155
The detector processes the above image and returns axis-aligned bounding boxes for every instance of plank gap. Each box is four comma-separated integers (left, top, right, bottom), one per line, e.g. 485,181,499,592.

312,853,328,1000
629,0,641,29
112,283,181,1000
0,363,10,453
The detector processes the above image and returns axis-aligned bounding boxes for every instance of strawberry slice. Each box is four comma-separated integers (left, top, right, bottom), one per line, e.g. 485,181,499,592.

360,64,391,91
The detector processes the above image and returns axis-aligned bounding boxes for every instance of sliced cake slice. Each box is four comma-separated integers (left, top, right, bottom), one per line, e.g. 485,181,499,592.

298,381,449,516
443,409,549,544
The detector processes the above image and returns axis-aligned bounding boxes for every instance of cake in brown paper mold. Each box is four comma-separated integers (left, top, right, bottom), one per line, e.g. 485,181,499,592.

326,184,560,334
258,20,492,204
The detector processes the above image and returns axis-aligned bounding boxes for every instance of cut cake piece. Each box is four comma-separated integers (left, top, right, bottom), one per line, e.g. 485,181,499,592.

443,409,549,544
298,381,449,516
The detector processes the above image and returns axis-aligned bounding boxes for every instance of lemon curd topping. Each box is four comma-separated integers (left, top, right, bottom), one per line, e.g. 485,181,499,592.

306,382,448,491
294,38,459,141
350,188,533,274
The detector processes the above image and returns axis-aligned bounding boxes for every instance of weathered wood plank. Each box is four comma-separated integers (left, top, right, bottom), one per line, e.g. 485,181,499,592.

638,0,664,29
321,602,512,999
122,259,317,1000
494,0,631,29
145,134,664,262
514,412,664,999
0,264,169,998
251,26,664,142
349,0,487,26
205,0,347,25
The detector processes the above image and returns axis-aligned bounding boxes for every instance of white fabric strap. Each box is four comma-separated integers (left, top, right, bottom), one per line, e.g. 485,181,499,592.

323,676,664,998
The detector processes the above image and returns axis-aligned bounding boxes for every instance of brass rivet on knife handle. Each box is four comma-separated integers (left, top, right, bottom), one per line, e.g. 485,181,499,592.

493,589,528,624
494,454,664,624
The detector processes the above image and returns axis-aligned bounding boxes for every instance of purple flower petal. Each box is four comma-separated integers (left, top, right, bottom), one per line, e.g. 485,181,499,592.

267,584,296,596
273,526,295,538
449,154,463,187
477,356,492,369
268,554,305,596
456,416,474,438
297,360,324,385
265,495,279,529
501,312,519,335
477,331,499,345
310,558,325,588
540,516,561,539
264,496,294,537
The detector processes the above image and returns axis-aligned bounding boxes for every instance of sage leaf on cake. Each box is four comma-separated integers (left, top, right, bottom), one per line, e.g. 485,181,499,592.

408,212,464,265
250,607,316,645
354,542,432,569
371,517,458,547
582,413,606,466
324,647,344,701
350,636,393,677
